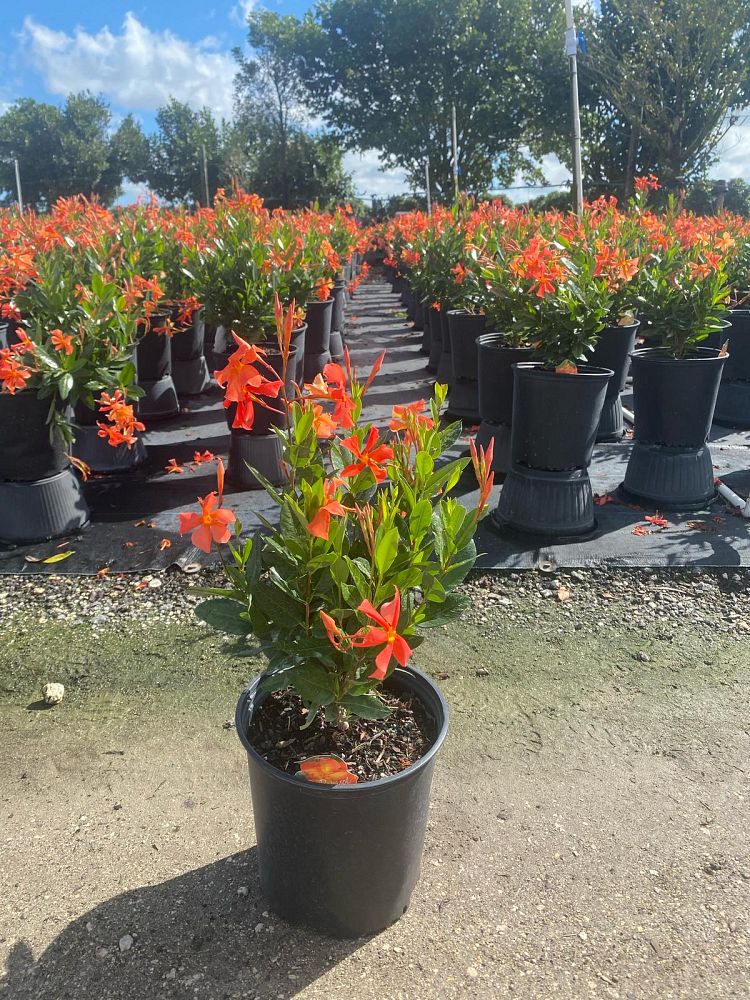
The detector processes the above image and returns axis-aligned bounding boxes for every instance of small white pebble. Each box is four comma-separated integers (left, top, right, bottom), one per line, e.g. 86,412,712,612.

119,934,134,952
467,967,478,978
42,683,65,705
254,923,264,934
237,886,249,897
578,930,588,941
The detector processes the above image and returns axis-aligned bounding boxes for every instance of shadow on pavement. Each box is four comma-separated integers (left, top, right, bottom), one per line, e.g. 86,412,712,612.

1,849,364,1000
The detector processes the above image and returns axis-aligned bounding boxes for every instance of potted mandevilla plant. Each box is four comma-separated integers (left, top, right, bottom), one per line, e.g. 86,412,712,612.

0,247,140,543
180,329,493,937
491,223,614,537
623,206,730,509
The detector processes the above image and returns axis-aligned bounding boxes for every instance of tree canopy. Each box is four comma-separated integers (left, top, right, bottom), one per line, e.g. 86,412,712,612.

257,0,565,196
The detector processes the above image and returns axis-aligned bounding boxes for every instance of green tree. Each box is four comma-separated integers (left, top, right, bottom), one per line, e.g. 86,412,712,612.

0,93,125,209
232,9,353,208
583,0,750,196
256,0,561,197
147,99,226,206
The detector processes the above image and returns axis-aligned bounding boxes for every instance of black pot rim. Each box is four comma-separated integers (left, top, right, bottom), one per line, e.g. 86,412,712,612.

235,664,448,796
514,362,614,380
631,346,726,364
305,299,334,310
600,320,640,334
476,332,533,350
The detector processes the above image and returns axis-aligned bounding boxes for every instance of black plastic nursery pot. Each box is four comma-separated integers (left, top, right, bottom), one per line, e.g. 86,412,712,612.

494,363,613,538
331,281,347,336
136,318,179,422
446,310,485,421
0,318,20,349
708,310,750,428
475,335,535,475
304,299,334,381
329,285,346,362
427,305,442,374
622,347,726,510
71,400,146,474
171,310,210,397
414,300,424,333
0,391,89,544
420,303,431,356
235,665,449,938
436,309,453,386
586,321,639,441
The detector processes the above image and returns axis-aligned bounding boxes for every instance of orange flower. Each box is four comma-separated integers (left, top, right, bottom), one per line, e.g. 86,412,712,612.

389,399,434,441
165,458,184,474
315,277,334,301
304,363,356,429
307,401,337,438
340,426,393,482
0,353,32,393
50,329,74,355
299,755,358,785
97,390,145,449
307,480,348,540
178,492,236,553
214,335,264,403
193,449,216,464
352,589,413,680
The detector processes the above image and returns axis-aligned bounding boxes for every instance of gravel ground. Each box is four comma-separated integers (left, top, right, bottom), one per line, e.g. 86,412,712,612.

3,564,750,637
2,567,750,999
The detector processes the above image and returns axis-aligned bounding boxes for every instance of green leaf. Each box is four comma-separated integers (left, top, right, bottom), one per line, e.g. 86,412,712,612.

42,550,74,564
375,525,400,576
440,420,463,452
416,451,434,479
338,694,391,721
195,598,250,635
58,373,74,401
418,592,472,627
291,662,337,707
409,499,433,540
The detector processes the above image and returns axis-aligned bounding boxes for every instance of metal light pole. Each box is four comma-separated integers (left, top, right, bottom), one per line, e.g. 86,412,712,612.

451,104,459,203
14,159,23,213
201,144,210,208
564,0,584,215
425,157,432,216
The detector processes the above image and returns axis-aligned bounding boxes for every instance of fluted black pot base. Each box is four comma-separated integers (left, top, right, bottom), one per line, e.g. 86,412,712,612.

493,465,596,539
595,394,626,442
304,350,332,382
0,469,89,544
173,356,210,396
476,421,512,475
712,382,750,429
446,379,479,422
72,426,146,474
138,375,179,422
228,431,285,489
621,442,715,511
329,331,345,363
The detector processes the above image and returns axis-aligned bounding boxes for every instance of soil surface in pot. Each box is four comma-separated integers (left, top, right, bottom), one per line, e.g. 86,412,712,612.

247,688,436,781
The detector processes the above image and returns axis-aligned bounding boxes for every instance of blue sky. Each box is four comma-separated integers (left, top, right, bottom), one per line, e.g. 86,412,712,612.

0,2,411,198
1,3,747,201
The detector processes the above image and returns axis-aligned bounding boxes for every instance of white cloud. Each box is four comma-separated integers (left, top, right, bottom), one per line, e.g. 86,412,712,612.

230,1,256,29
710,114,750,182
343,150,410,199
117,178,151,206
21,13,236,120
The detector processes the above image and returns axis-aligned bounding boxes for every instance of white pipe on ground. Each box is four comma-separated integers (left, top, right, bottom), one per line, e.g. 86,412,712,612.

715,479,750,518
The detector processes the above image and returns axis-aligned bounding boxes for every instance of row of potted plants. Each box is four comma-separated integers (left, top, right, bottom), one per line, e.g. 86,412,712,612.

379,185,750,535
0,194,369,543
